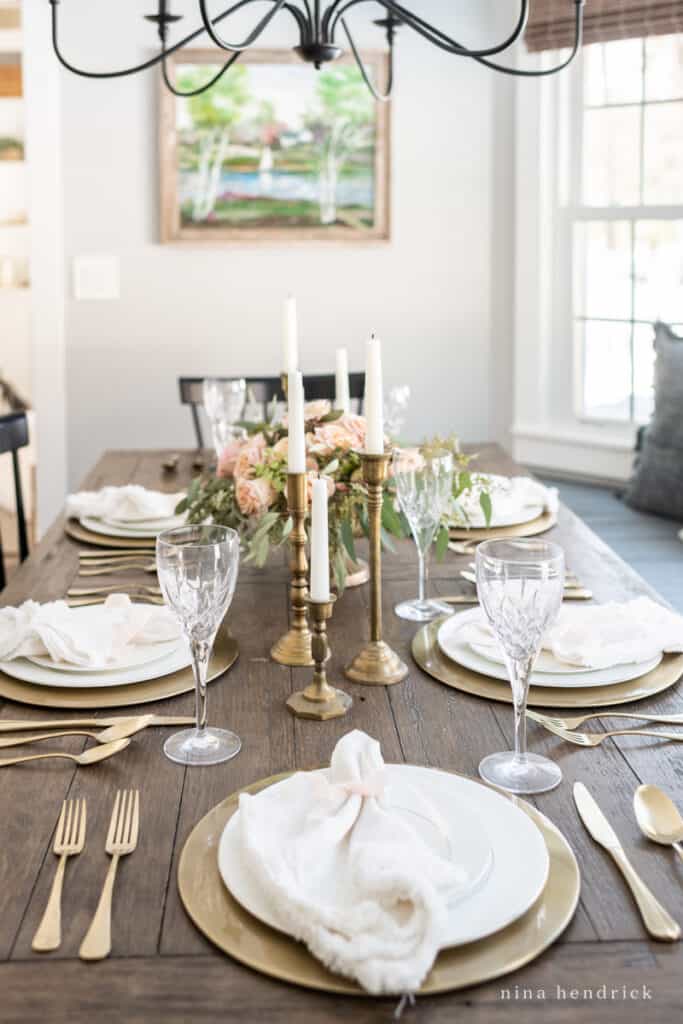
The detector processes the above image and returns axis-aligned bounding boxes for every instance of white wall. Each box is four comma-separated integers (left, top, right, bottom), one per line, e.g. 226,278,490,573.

48,1,513,488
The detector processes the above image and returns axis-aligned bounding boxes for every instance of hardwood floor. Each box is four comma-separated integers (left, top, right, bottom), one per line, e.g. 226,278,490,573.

542,477,683,612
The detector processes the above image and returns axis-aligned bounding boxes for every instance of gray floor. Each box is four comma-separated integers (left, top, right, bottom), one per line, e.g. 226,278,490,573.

542,478,683,612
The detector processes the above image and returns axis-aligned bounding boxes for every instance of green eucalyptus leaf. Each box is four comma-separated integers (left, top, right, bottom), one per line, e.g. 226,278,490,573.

380,527,397,553
320,408,344,423
479,490,492,527
434,525,449,562
175,498,188,515
381,495,405,538
340,518,357,563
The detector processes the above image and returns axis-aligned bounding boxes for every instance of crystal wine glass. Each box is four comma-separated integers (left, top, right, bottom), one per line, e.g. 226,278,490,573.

392,447,454,621
202,378,247,458
476,538,565,794
156,524,240,766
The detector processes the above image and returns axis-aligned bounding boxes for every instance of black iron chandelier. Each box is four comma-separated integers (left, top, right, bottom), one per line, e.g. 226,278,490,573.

49,0,586,100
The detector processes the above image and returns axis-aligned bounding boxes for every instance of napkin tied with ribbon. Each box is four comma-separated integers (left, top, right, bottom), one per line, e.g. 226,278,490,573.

234,730,470,995
0,594,180,667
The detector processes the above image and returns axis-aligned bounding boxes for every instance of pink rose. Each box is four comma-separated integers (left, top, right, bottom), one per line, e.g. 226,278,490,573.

394,447,425,474
304,399,331,421
235,476,276,516
216,437,244,478
270,437,288,460
306,471,335,503
310,413,367,456
234,433,267,480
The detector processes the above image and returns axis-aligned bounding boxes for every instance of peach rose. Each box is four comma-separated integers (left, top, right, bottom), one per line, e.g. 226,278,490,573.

270,437,288,460
216,437,244,478
235,476,276,517
309,413,367,456
304,399,331,421
234,433,267,480
394,447,425,474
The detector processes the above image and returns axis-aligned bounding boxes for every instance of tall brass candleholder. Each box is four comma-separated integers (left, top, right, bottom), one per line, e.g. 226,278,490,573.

287,596,352,720
271,472,314,666
345,451,409,686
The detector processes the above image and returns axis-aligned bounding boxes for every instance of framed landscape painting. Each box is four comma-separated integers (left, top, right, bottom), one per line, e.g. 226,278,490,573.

159,49,390,243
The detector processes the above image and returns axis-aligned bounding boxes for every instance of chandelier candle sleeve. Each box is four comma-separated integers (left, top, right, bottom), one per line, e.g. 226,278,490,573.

335,348,350,414
365,336,384,455
287,371,306,474
282,296,298,374
310,478,330,603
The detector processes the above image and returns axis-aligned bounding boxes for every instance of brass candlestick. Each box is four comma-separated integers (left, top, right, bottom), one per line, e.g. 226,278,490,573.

280,372,289,400
287,596,352,720
271,472,314,666
345,451,409,685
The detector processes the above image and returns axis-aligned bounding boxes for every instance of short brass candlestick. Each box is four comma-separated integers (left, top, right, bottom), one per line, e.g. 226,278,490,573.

271,472,313,666
287,596,352,720
345,451,409,685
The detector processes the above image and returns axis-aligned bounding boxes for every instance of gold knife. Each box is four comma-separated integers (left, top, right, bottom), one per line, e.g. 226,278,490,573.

0,715,194,733
573,782,680,941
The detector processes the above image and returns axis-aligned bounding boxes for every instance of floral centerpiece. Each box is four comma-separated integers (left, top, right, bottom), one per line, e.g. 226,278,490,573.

178,402,487,588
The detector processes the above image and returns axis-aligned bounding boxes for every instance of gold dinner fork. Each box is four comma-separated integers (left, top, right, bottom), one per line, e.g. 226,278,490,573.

528,709,683,731
68,596,164,607
79,789,140,961
532,718,683,748
67,584,162,597
78,562,157,577
32,798,87,952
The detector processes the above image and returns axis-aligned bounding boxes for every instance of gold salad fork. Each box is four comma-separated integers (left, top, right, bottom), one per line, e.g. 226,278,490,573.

528,709,683,731
78,562,157,577
0,738,130,768
32,798,87,952
531,718,683,748
80,789,140,961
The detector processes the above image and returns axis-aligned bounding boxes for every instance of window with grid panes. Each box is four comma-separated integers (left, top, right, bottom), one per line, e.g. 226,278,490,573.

574,34,683,423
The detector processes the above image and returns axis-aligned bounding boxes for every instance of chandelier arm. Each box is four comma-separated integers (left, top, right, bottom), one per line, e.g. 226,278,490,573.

197,0,289,52
329,0,529,58
161,50,243,96
49,0,305,79
472,2,583,77
340,17,392,102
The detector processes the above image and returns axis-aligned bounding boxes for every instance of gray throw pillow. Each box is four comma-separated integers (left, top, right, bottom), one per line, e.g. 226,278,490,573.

624,322,683,520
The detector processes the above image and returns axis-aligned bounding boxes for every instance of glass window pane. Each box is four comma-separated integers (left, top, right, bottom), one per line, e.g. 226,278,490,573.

577,221,632,319
643,102,683,204
634,220,683,322
583,107,641,205
633,323,656,423
645,34,683,101
584,39,644,106
582,320,632,421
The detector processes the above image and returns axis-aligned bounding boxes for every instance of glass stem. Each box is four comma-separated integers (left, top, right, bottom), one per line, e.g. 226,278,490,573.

508,655,534,766
417,548,426,604
190,637,211,734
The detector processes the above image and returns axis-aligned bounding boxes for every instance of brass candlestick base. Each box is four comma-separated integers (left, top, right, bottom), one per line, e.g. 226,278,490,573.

271,473,313,667
287,597,352,720
345,451,409,687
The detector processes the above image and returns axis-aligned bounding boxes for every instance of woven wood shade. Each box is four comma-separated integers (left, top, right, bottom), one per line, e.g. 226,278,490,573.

526,1,683,52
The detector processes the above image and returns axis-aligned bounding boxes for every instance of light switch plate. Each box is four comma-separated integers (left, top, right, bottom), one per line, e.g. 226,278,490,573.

73,254,120,300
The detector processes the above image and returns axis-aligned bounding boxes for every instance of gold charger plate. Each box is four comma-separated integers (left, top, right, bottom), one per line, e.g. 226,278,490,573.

65,519,156,549
413,617,683,709
449,509,556,542
178,769,580,997
0,626,238,709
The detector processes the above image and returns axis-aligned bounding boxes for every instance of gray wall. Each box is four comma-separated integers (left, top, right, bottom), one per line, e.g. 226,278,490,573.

61,0,515,486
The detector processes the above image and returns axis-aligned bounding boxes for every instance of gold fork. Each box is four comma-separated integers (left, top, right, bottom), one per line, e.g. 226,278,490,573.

528,709,683,730
79,789,140,961
78,562,157,577
32,798,87,952
68,596,164,607
67,584,162,597
531,718,683,748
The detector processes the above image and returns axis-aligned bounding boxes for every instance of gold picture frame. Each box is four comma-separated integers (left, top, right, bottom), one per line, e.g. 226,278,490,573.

160,48,390,244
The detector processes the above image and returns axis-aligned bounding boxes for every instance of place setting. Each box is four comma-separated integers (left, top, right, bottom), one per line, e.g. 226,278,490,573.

64,484,187,549
448,474,559,546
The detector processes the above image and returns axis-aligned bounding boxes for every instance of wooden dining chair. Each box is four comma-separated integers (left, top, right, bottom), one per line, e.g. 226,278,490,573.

178,374,365,449
0,411,30,590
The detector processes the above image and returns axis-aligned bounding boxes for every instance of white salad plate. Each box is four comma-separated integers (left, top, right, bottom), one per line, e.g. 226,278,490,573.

452,474,544,529
80,514,185,539
0,640,192,689
438,609,663,689
218,763,550,950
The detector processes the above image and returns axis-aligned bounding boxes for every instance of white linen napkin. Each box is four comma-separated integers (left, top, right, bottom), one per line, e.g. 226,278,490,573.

0,594,181,667
455,475,558,527
461,597,683,670
233,730,472,995
65,485,184,523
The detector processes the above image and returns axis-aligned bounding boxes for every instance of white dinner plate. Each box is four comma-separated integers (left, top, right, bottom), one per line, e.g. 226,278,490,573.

27,639,179,674
217,763,550,951
0,639,192,689
80,514,185,539
102,514,185,531
452,474,544,529
438,609,663,689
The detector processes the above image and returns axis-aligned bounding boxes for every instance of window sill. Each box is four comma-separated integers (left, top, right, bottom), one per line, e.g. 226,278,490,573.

511,422,636,483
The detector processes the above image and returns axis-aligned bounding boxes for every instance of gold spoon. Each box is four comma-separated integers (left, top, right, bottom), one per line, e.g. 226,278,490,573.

634,784,683,863
0,714,156,750
0,737,130,768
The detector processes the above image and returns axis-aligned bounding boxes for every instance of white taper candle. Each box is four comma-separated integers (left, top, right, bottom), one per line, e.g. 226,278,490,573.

309,478,330,602
282,296,299,374
287,371,306,474
364,335,384,454
334,347,350,414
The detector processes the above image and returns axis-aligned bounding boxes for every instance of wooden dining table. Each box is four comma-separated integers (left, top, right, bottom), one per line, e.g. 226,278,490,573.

1,445,682,1023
